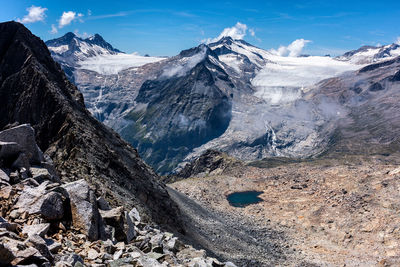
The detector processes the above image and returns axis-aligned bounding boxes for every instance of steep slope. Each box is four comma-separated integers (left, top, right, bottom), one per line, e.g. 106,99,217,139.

0,21,182,230
311,56,400,156
121,45,234,173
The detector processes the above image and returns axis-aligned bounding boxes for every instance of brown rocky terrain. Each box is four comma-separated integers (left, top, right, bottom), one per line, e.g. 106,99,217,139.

169,152,400,266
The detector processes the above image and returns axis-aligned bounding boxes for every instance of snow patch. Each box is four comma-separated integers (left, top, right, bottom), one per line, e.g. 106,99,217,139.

79,53,166,75
253,55,360,103
48,45,69,54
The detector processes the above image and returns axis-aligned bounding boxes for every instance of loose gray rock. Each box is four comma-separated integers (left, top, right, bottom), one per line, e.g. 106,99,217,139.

0,141,22,160
30,167,52,184
62,179,103,241
0,169,10,183
0,124,44,165
14,182,64,220
58,253,84,266
11,152,30,170
125,211,137,242
22,223,50,237
0,217,19,232
128,207,141,222
97,196,111,211
26,234,54,262
0,243,15,265
44,238,62,253
165,237,185,253
100,206,125,241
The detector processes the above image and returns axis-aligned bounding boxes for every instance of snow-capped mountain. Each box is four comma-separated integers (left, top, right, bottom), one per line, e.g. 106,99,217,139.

337,43,400,64
46,33,400,174
45,33,165,80
46,32,122,60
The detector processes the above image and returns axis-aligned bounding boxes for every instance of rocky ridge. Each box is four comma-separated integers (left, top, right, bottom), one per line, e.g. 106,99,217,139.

0,123,237,267
0,21,181,230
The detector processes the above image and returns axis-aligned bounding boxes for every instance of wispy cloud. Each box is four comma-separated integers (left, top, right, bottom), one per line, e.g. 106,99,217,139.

86,11,129,20
174,11,197,18
58,11,84,28
396,37,400,45
270,39,312,57
17,5,47,24
50,24,58,34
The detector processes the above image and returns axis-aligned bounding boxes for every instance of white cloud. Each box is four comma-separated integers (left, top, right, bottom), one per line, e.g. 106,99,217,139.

18,5,47,24
270,39,311,57
395,37,400,45
58,11,84,28
203,22,254,43
50,24,58,34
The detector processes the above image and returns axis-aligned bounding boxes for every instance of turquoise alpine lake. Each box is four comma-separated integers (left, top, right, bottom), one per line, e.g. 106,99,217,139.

227,191,263,207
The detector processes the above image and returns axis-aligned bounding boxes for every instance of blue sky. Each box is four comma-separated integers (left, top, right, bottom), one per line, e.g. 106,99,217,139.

2,0,400,56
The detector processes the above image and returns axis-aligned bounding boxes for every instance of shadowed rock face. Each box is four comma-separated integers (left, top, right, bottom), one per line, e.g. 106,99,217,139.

0,21,182,232
121,47,233,174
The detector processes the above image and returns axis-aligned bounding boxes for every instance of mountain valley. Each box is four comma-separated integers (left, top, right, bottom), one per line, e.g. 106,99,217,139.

1,16,400,266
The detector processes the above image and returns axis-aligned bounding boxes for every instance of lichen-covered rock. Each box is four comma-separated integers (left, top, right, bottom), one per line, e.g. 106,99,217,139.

62,179,103,240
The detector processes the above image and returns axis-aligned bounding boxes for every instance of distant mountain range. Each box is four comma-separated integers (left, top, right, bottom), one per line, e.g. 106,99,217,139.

46,32,400,173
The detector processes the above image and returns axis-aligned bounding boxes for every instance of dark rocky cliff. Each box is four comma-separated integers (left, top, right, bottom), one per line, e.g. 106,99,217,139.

0,21,182,231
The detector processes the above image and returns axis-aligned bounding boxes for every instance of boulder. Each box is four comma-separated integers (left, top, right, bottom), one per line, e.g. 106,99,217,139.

38,191,65,220
97,196,111,211
0,243,15,266
137,255,164,267
22,223,50,237
14,182,64,220
128,207,141,222
11,152,30,170
0,217,19,232
165,237,185,253
100,206,126,241
57,253,84,266
30,167,52,184
26,234,54,262
62,179,103,241
0,124,44,165
44,238,62,253
125,210,137,242
0,169,10,183
0,141,22,161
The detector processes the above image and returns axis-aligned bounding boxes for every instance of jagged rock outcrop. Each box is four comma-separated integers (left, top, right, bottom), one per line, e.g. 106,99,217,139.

164,150,241,183
0,21,181,231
